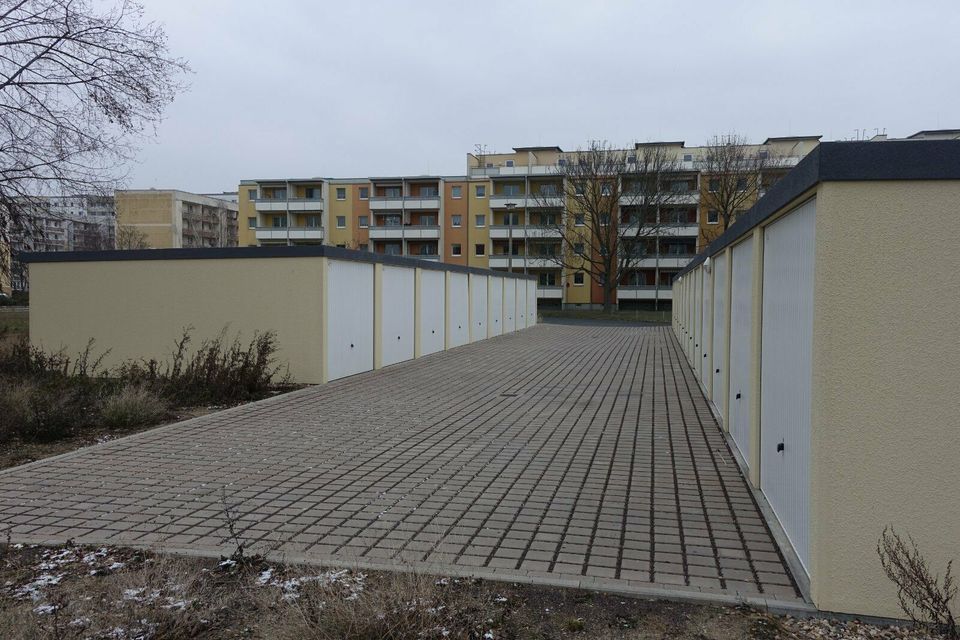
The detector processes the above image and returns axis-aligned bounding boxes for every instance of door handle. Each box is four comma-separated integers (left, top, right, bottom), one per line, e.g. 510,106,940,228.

776,442,785,453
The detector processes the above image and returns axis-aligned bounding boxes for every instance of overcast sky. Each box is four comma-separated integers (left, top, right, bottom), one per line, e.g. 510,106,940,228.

130,0,960,192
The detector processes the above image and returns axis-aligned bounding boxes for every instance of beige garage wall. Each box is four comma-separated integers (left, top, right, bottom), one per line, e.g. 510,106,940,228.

811,180,960,617
30,257,324,383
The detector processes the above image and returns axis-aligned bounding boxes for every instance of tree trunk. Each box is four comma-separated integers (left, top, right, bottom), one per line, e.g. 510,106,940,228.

603,282,616,314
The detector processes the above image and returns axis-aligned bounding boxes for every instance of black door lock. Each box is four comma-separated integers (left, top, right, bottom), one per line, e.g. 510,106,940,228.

715,368,720,373
776,442,785,453
735,392,741,399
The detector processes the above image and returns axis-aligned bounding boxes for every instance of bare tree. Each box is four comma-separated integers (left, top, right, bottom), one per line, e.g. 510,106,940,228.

0,0,188,268
532,140,682,312
116,223,148,249
699,134,780,245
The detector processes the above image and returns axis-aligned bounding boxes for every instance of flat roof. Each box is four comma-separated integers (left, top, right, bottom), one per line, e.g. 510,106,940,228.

762,135,823,144
635,141,685,148
908,129,960,138
19,245,536,280
512,146,563,153
676,139,960,278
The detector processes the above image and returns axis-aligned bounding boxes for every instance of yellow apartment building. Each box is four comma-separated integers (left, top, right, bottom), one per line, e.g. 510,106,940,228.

238,136,822,309
116,190,239,249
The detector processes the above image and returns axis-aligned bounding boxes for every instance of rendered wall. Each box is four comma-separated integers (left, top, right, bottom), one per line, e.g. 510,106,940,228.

29,256,325,382
809,181,960,617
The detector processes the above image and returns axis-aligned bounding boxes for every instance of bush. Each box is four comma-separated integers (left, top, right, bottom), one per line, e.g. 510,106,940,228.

119,328,289,406
100,384,168,430
0,380,97,443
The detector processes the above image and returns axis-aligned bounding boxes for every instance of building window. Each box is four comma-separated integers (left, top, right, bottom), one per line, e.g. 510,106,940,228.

384,186,401,197
247,188,257,200
600,183,612,196
305,187,320,199
451,214,462,227
306,215,321,227
574,242,584,255
272,216,287,228
451,243,462,256
475,243,486,256
574,214,585,226
359,187,369,200
336,216,346,228
358,215,369,228
758,150,769,159
247,217,256,229
506,160,514,167
627,154,637,164
538,272,557,286
683,153,693,162
574,184,585,196
503,184,521,196
574,272,585,285
708,178,720,192
420,186,439,197
707,210,719,224
420,215,437,226
475,185,486,198
336,188,346,200
451,185,462,199
736,177,748,191
475,214,485,227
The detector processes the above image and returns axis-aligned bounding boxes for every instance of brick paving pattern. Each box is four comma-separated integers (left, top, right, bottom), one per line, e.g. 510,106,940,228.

0,324,801,603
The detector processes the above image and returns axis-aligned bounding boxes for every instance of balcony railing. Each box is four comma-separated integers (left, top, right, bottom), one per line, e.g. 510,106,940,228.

255,225,324,241
368,195,440,210
254,197,323,212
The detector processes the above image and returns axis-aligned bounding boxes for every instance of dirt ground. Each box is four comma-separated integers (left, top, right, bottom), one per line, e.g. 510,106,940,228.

0,542,941,640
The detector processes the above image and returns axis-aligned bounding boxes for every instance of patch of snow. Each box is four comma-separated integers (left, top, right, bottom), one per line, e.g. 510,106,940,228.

33,603,58,615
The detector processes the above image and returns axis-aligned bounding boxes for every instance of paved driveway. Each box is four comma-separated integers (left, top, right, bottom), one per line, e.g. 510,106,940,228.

0,324,802,606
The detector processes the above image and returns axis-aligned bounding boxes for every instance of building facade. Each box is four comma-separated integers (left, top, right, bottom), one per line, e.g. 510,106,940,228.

115,190,239,249
238,137,821,309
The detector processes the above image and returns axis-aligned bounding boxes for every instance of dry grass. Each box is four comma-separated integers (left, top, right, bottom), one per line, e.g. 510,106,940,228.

0,542,942,640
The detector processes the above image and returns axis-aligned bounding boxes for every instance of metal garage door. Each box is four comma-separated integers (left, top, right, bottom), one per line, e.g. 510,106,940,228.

526,280,536,327
380,266,415,367
503,278,516,333
761,198,816,572
447,272,469,348
488,277,503,337
728,237,754,466
711,252,728,410
469,274,488,342
418,268,445,356
700,265,713,385
325,259,374,381
515,278,526,328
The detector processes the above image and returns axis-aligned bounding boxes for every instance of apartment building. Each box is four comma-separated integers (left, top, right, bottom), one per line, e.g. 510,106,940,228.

116,190,239,249
5,195,116,291
238,136,822,309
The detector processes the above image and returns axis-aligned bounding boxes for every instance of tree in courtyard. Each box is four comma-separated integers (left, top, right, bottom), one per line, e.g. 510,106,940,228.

116,223,149,249
532,140,684,312
0,0,188,268
699,133,781,245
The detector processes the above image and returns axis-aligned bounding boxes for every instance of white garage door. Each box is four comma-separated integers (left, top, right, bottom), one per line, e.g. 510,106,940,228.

728,237,754,466
515,278,526,328
380,266,415,367
760,198,816,572
700,265,713,385
469,274,488,342
711,253,728,410
418,268,445,356
503,278,516,333
447,272,469,348
526,280,537,327
487,277,503,336
325,259,374,381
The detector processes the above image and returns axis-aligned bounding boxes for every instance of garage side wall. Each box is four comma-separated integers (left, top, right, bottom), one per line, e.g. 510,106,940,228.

29,257,325,383
810,180,960,618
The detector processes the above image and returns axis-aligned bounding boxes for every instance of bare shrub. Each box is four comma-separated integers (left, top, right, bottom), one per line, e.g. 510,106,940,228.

0,380,92,443
119,328,291,406
99,384,168,429
878,526,957,638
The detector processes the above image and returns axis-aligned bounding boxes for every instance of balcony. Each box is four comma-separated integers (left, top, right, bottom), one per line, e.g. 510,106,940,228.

620,223,699,237
619,192,700,206
619,253,695,268
536,286,563,299
487,255,559,269
489,225,562,239
368,195,440,211
470,165,561,178
368,224,440,240
618,286,674,301
255,226,324,241
489,194,564,209
254,197,323,212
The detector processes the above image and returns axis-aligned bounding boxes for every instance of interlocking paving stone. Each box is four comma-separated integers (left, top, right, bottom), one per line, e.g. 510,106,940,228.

0,324,802,603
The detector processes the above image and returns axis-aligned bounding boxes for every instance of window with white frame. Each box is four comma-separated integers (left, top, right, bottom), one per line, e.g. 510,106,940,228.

451,214,462,227
573,272,585,285
707,209,719,224
451,243,462,256
336,216,346,228
451,186,462,198
475,214,485,227
336,188,346,200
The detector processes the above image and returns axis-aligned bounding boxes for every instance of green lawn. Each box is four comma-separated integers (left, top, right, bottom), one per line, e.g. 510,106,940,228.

539,308,671,324
0,310,28,337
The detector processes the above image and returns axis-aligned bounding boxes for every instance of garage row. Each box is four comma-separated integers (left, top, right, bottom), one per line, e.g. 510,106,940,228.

671,139,960,619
